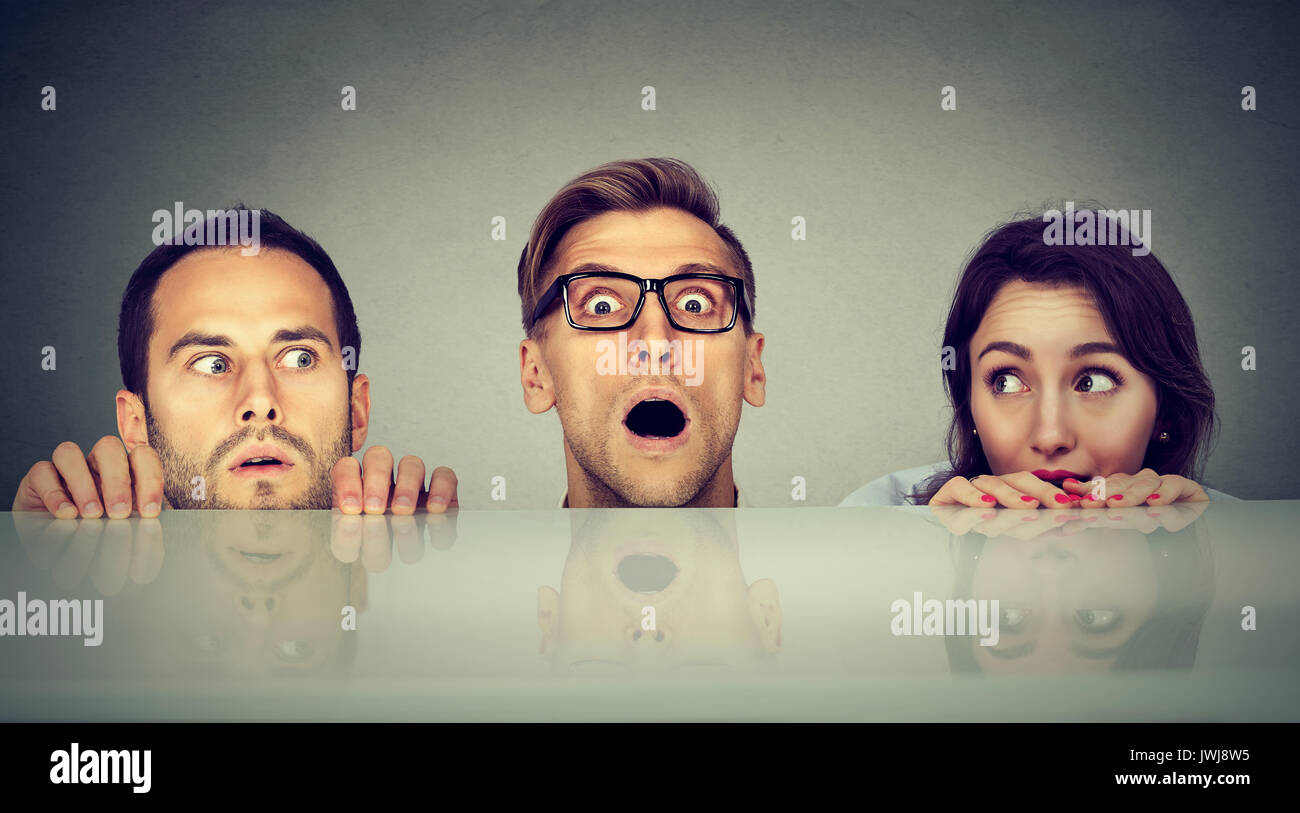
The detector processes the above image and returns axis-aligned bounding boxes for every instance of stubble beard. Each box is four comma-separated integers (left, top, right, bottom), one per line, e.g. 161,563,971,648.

555,376,739,507
146,411,350,509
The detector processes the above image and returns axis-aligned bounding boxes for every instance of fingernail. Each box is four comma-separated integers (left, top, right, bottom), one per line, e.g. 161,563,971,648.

110,501,130,517
981,495,996,503
56,501,75,516
394,496,412,508
342,496,360,509
1110,495,1123,501
1054,494,1070,504
84,501,101,516
1020,496,1036,503
1069,494,1082,502
430,496,448,505
1085,495,1095,501
1063,478,1079,484
1148,494,1160,501
143,502,160,515
365,497,382,512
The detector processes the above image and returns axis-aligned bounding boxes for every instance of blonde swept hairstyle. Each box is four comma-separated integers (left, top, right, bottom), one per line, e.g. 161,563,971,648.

517,158,756,338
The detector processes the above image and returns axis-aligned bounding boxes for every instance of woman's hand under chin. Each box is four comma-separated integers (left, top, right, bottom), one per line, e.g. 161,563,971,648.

928,468,1210,509
928,470,1078,509
1060,468,1209,507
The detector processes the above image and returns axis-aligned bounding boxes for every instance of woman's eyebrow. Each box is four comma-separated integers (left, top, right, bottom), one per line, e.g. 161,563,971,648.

977,340,1123,362
977,340,1031,361
1069,341,1122,358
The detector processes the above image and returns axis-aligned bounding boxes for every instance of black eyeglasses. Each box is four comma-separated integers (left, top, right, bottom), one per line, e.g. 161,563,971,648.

530,271,750,333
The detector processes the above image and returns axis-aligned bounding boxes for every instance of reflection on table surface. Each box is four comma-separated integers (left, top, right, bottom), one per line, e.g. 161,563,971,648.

2,502,1298,721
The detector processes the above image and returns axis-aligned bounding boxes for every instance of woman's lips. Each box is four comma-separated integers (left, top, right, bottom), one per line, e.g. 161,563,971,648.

1033,469,1086,482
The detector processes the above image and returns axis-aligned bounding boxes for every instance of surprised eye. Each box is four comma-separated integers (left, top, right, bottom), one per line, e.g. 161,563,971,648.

583,293,625,317
991,371,1027,394
1075,609,1122,633
280,349,316,369
191,355,230,375
275,638,316,662
1077,371,1118,393
999,607,1029,631
675,291,714,314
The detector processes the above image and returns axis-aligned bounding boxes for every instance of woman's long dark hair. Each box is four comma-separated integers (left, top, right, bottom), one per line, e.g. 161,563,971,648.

911,214,1217,504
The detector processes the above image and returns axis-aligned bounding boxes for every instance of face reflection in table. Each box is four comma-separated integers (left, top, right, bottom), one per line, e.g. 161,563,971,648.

930,503,1214,673
3,501,1297,722
537,508,781,675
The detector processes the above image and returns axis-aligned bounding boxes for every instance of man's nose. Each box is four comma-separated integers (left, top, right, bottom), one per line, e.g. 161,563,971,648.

627,291,673,335
631,625,667,644
235,365,284,426
234,588,281,626
626,293,682,367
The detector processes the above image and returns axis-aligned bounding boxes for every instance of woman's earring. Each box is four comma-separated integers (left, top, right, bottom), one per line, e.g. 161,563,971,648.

972,428,978,437
1158,431,1170,443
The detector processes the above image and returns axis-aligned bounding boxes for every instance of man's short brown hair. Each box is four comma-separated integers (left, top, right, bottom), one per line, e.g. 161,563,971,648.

517,158,756,338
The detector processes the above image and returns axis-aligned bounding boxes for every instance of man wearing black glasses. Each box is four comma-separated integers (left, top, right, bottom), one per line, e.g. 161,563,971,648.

517,158,767,508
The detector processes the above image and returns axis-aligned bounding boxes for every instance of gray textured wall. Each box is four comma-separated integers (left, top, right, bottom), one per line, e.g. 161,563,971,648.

2,0,1297,507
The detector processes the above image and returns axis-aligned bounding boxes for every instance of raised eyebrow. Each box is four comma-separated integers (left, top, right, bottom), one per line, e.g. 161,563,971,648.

167,331,234,361
672,262,735,278
271,326,334,350
977,341,1032,362
1069,341,1123,359
565,262,623,276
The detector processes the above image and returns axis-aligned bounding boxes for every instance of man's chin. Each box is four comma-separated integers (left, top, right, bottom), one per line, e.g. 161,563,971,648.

166,477,332,510
604,464,712,507
243,481,333,510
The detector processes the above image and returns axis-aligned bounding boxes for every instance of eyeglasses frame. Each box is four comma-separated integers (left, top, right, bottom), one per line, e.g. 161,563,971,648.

530,270,750,334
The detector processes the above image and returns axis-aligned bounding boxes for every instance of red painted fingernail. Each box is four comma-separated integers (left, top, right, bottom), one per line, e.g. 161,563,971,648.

1064,478,1079,484
1148,494,1160,500
1054,494,1070,504
1110,495,1123,501
981,494,996,503
1085,495,1095,501
1021,495,1036,502
1069,494,1082,502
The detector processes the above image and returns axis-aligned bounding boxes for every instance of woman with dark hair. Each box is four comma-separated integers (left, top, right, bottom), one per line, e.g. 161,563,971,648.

842,212,1235,507
941,523,1216,674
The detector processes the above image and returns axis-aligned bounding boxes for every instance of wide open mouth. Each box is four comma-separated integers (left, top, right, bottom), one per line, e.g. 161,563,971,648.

624,398,687,439
616,554,679,593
